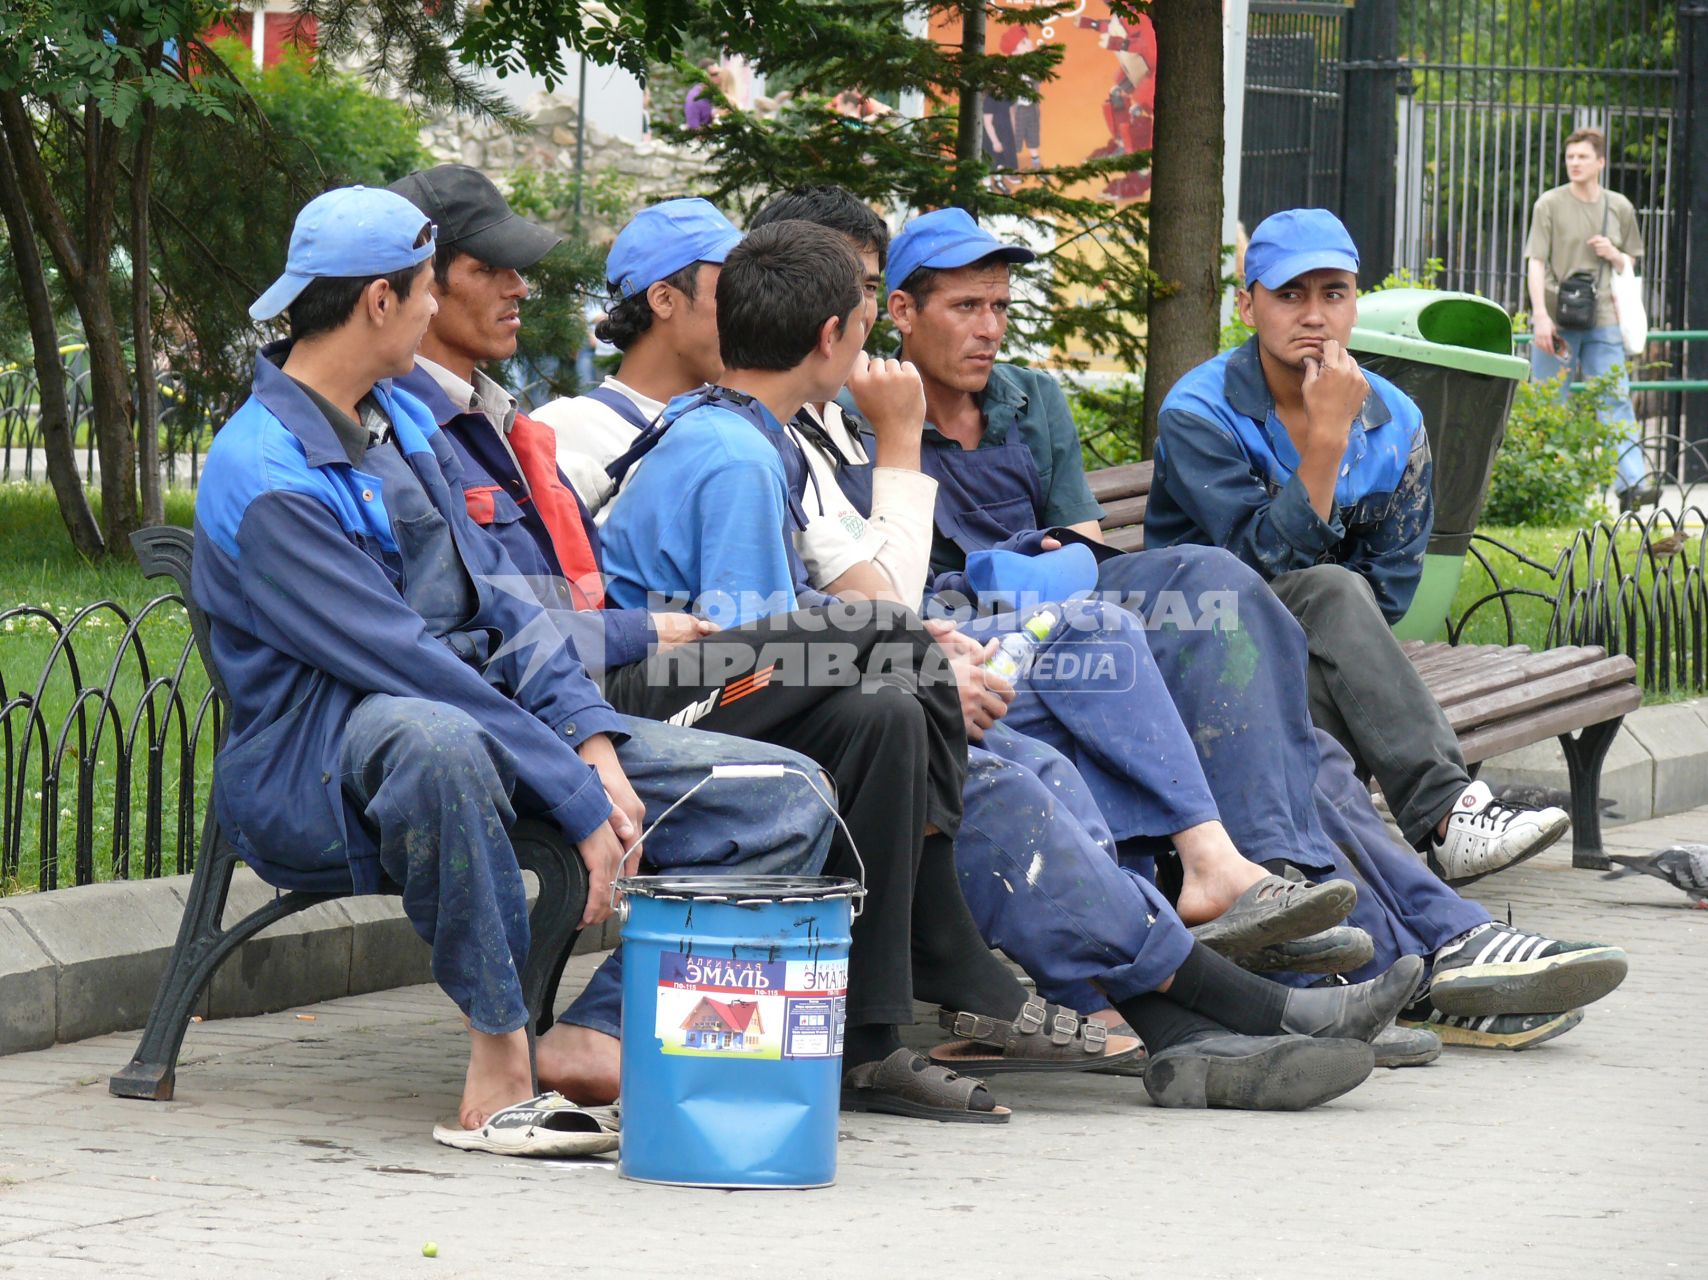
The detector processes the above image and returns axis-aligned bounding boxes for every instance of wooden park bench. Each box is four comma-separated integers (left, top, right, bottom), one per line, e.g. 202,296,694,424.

1088,461,1642,869
108,526,590,1102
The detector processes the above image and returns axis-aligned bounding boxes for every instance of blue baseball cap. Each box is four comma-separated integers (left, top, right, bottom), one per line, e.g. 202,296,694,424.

1244,208,1360,291
606,198,741,299
887,208,1036,293
965,544,1098,611
250,186,437,321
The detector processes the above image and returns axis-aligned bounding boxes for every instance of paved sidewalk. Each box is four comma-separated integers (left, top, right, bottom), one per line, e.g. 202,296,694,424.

1,811,1704,1280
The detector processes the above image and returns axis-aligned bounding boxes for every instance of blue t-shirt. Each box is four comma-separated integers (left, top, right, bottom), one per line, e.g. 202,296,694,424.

600,395,805,628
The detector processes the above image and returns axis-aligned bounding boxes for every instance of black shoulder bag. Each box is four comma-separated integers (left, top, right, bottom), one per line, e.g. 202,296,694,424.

1555,199,1609,330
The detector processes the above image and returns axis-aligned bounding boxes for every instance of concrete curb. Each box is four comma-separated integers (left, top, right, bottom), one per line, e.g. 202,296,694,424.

1477,697,1708,830
0,865,620,1057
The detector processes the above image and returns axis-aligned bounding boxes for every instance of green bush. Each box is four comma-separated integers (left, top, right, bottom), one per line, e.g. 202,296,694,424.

1481,370,1625,526
1070,379,1146,470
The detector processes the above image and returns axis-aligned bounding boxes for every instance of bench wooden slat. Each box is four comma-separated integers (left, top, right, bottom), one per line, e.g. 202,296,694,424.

1088,462,1153,503
1407,647,1533,684
1441,657,1640,732
1098,496,1150,529
1105,526,1145,553
1424,647,1612,707
1455,682,1644,764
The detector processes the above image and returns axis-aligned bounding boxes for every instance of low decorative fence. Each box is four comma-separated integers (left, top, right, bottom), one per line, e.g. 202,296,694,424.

1452,502,1708,696
1,595,217,893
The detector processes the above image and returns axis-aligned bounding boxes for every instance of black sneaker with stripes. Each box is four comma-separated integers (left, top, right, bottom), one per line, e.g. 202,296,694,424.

1396,1004,1586,1052
1427,922,1628,1017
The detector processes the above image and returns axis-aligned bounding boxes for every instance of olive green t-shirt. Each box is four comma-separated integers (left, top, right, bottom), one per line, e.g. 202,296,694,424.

1525,184,1643,329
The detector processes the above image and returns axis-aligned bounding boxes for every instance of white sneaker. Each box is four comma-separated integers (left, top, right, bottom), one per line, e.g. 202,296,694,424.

1428,781,1570,887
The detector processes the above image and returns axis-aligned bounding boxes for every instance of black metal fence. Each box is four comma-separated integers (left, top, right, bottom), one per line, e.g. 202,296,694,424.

1453,443,1708,694
1243,0,1684,315
1,596,217,893
1240,1,1349,221
1390,0,1680,326
0,349,211,491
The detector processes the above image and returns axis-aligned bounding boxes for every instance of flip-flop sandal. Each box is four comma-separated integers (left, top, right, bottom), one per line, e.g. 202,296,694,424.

433,1091,620,1158
1188,875,1358,958
927,997,1145,1076
841,1048,1010,1124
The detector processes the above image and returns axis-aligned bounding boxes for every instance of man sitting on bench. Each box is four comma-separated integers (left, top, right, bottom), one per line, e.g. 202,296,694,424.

1145,207,1569,890
194,186,836,1156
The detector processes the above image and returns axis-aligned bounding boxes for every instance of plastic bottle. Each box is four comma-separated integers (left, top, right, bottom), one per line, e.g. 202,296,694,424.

983,608,1059,682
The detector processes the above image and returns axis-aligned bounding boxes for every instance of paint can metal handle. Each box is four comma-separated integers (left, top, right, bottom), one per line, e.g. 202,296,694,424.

608,764,867,917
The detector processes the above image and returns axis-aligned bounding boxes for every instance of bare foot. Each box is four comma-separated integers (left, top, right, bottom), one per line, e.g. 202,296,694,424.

1173,821,1267,925
536,1023,621,1106
459,1027,534,1132
1085,1008,1126,1029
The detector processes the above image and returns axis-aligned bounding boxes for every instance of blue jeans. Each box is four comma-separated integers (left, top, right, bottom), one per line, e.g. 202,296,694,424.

1530,324,1649,493
344,703,835,1041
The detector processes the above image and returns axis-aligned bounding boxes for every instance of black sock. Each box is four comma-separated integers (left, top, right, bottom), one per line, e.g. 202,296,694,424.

910,835,1030,1019
1111,993,1224,1053
1161,942,1292,1037
843,1022,903,1072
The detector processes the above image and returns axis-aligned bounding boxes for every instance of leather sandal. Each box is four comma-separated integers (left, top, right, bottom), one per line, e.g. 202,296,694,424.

840,1047,1010,1123
927,997,1144,1076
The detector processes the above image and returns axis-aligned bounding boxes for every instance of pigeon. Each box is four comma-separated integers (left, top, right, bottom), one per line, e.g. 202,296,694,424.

1601,845,1708,906
1493,782,1620,820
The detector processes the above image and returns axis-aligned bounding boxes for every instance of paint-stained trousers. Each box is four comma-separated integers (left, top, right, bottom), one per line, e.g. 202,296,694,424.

339,695,833,1037
961,545,1335,876
956,725,1194,1011
976,545,1486,991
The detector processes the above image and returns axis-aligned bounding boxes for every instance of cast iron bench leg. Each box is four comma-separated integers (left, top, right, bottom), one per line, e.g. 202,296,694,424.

109,818,337,1101
1560,718,1623,871
511,819,590,1038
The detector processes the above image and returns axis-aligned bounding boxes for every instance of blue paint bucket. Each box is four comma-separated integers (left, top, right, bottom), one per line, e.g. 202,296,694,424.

615,874,859,1189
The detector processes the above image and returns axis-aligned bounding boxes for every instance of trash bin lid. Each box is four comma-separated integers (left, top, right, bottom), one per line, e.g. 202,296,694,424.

1348,287,1529,380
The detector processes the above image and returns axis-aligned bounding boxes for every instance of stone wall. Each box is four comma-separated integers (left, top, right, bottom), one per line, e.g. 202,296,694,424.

418,92,709,238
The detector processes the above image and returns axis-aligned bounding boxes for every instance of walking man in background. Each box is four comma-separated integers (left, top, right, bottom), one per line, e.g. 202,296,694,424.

1525,126,1654,509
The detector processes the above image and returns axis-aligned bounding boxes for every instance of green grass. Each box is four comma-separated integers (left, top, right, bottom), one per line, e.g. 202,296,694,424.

0,484,208,895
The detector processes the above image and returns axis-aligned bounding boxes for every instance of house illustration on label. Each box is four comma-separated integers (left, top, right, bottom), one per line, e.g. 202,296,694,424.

680,997,764,1050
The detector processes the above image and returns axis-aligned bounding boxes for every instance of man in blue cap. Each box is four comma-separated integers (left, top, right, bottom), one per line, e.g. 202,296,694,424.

883,204,1627,1050
193,185,838,1155
1146,208,1571,890
533,198,740,516
1144,208,1634,1045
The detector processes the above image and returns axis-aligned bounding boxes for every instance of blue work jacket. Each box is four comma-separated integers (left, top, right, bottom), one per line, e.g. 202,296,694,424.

392,364,653,677
1146,338,1433,623
193,350,624,894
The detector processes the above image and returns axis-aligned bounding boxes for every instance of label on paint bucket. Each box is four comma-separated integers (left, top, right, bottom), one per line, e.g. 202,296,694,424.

655,951,847,1061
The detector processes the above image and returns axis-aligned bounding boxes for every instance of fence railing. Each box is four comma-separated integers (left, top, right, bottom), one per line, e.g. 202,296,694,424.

0,346,212,491
1452,460,1708,695
1,595,218,893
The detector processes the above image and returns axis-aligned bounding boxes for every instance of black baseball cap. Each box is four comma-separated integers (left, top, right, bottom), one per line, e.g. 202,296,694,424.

387,164,562,270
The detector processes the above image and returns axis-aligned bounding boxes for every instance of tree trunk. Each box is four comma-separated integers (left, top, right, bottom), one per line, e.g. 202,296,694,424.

74,101,140,553
953,0,986,211
1141,0,1225,456
0,95,102,556
132,99,162,527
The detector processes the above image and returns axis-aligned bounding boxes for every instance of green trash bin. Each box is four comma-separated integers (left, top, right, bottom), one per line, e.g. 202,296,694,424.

1347,288,1530,641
